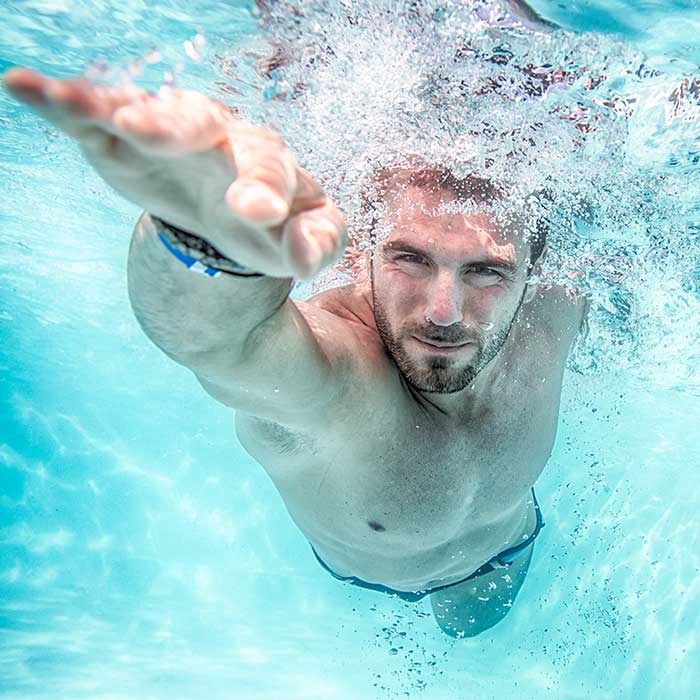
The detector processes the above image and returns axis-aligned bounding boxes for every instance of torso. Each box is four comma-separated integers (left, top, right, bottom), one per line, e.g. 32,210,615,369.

235,282,583,592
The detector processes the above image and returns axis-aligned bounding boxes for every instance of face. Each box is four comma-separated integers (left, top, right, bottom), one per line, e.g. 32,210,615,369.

370,185,534,394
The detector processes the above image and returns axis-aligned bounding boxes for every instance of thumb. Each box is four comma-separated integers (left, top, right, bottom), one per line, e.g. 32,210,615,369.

282,202,346,279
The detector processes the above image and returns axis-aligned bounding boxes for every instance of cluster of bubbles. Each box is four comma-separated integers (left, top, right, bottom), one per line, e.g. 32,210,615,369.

190,1,700,393
37,0,698,393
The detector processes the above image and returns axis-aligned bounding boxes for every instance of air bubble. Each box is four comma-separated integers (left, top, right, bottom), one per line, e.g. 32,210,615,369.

184,40,201,62
144,49,161,64
245,0,700,394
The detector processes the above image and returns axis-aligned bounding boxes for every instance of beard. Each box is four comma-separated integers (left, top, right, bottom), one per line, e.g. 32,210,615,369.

371,284,526,394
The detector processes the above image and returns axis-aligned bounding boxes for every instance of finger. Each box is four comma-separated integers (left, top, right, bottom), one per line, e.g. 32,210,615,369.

226,144,298,226
289,166,328,214
3,67,51,107
4,68,146,138
281,201,347,279
113,89,236,157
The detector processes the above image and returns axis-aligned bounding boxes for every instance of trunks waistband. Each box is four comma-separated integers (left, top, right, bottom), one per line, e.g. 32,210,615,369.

309,487,545,603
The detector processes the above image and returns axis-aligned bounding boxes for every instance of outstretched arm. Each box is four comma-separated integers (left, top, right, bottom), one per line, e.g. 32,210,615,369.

4,69,353,426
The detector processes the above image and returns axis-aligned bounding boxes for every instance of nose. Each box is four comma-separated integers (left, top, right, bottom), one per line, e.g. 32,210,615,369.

425,271,464,327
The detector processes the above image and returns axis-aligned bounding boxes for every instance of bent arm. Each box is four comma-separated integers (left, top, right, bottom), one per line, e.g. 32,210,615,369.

127,213,351,425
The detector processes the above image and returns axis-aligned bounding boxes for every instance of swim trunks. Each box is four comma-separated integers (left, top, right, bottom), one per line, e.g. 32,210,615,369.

310,488,544,603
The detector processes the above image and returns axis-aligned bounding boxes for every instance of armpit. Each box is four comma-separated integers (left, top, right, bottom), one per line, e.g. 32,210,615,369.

242,416,316,457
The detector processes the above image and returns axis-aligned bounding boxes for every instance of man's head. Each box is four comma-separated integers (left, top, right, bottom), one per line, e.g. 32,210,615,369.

365,163,547,394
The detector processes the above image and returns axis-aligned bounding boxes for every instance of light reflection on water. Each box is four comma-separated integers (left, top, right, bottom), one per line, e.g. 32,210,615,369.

1,1,699,699
2,363,699,698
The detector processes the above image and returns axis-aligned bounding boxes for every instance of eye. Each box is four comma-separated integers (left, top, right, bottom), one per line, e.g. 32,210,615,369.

396,254,427,265
468,266,499,275
465,266,503,282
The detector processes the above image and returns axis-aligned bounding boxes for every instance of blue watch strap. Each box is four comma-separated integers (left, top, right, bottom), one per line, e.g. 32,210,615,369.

157,230,222,277
151,215,264,278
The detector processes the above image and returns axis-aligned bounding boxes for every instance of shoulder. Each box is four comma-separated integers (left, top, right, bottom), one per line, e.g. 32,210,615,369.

523,284,588,347
302,282,376,327
236,283,392,454
297,282,388,361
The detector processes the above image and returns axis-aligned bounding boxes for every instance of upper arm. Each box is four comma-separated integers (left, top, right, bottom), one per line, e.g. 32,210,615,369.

560,289,590,352
128,214,360,427
532,284,589,350
190,296,360,428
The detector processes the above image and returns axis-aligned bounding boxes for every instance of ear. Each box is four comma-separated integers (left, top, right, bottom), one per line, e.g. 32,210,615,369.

523,244,548,304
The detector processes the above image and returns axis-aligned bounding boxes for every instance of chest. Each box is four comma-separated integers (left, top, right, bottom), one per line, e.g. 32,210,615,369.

348,386,554,513
263,363,561,556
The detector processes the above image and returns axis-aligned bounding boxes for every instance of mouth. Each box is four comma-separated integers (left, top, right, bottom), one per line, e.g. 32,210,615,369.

412,337,474,354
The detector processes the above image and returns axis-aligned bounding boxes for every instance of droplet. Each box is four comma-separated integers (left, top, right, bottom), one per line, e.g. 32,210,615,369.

127,59,144,77
184,40,201,62
144,49,161,64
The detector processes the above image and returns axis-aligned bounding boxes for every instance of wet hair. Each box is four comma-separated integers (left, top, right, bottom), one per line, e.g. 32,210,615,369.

362,162,548,266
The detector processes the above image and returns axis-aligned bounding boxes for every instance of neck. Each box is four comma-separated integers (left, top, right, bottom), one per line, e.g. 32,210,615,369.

414,342,510,420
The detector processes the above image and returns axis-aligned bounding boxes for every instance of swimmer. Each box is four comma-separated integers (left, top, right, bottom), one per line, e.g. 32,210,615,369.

4,68,586,638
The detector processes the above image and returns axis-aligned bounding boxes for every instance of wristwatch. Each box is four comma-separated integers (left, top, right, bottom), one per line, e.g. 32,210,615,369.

150,215,264,278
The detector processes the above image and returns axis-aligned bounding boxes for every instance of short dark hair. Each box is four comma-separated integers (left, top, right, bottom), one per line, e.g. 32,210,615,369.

362,162,547,265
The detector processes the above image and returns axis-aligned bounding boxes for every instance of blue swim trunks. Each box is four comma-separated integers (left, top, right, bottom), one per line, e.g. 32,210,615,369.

310,488,544,603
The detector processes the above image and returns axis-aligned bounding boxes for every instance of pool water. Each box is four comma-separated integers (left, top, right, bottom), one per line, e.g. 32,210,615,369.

1,1,699,698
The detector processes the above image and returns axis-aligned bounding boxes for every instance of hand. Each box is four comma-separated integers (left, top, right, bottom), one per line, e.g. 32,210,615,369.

3,68,346,279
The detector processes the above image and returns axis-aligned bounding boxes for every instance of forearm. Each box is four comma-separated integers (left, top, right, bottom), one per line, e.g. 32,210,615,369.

126,213,293,367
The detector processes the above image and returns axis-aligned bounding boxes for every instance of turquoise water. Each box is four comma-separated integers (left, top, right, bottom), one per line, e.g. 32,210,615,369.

1,1,699,698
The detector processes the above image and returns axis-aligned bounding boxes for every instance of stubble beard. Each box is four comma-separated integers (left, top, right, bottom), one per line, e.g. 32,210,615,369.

371,283,525,395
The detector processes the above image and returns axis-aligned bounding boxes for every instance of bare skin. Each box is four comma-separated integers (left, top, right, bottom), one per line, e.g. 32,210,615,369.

4,69,584,637
239,192,581,581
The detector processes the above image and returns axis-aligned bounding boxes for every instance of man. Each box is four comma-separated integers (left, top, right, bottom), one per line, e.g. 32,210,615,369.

4,68,585,638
